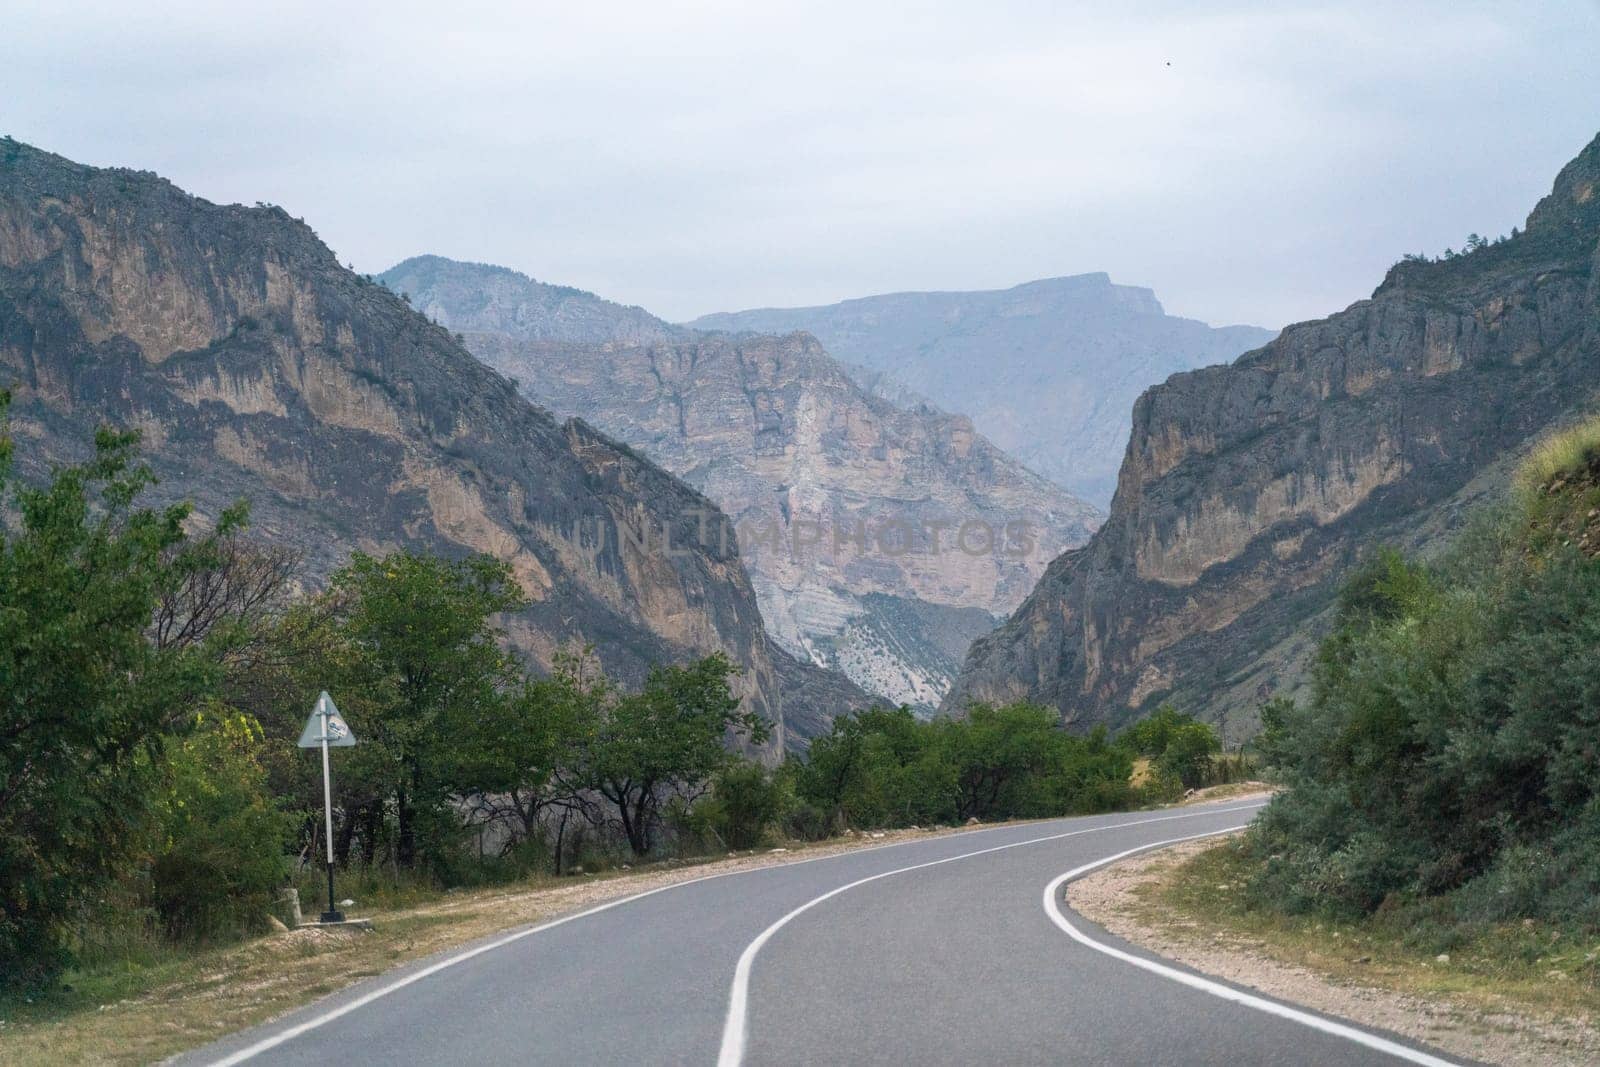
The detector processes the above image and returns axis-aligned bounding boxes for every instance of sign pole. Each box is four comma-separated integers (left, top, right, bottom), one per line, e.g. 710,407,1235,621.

299,692,354,924
320,720,342,923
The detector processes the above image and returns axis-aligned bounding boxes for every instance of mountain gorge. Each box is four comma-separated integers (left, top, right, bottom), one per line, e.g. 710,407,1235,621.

0,139,861,752
382,256,1101,709
945,133,1600,740
690,275,1276,506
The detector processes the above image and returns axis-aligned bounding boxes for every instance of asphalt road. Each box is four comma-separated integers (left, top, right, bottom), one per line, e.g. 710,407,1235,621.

186,799,1461,1066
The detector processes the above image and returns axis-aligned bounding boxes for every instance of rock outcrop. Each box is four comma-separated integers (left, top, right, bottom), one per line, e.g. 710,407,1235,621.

690,275,1275,506
381,257,1102,710
945,133,1600,740
0,138,863,752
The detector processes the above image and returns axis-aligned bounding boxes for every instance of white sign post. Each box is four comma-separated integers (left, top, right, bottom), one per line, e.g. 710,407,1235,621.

298,691,356,923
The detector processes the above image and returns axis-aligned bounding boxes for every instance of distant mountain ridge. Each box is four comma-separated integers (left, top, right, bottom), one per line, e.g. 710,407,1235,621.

381,256,1101,710
395,253,685,345
689,274,1276,505
0,139,862,753
945,132,1600,740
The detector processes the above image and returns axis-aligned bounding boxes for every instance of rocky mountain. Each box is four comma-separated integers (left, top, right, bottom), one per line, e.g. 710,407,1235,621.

380,257,1101,710
945,133,1600,741
0,138,865,753
689,275,1276,506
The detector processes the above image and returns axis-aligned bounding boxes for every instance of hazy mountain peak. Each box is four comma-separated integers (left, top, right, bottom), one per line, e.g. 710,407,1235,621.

687,276,1275,505
380,254,684,346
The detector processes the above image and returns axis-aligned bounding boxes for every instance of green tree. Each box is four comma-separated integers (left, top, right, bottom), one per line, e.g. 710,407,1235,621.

582,653,766,856
937,702,1062,821
795,705,951,829
693,760,783,850
0,398,217,987
1118,705,1221,791
451,647,601,850
327,551,528,869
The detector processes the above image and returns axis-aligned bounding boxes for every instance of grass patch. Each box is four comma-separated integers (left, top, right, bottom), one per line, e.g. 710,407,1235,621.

1516,415,1600,496
1135,840,1600,1022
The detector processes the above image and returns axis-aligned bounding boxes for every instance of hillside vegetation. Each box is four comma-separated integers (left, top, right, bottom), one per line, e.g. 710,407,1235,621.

1240,414,1600,944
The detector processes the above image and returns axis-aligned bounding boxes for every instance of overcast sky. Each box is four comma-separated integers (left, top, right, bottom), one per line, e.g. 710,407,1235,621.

4,1,1597,329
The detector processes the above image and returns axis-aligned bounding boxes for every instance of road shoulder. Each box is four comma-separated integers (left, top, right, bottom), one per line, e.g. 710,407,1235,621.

1067,837,1600,1067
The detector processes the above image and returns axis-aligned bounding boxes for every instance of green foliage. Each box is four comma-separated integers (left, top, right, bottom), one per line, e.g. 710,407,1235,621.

683,761,784,850
261,550,530,873
791,702,1134,831
792,706,953,828
0,402,218,989
581,652,766,856
1117,705,1222,792
150,708,294,940
1246,488,1600,931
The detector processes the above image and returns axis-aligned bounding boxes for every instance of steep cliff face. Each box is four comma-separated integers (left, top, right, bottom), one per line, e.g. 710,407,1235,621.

381,257,1101,709
0,139,860,751
946,133,1600,739
690,275,1276,506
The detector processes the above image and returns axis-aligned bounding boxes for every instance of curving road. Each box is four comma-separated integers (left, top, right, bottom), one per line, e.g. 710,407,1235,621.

185,799,1460,1066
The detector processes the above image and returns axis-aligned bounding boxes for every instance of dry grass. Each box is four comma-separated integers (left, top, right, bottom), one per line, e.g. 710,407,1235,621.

1129,757,1152,787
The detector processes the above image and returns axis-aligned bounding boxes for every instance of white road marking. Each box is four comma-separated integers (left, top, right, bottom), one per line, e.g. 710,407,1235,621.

202,800,1259,1065
715,802,1269,1067
1041,827,1461,1067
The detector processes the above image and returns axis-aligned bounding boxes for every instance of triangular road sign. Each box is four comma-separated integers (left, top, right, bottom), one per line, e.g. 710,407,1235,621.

298,690,357,748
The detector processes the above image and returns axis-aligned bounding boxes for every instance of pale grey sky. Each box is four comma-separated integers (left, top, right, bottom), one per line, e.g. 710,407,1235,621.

4,1,1597,329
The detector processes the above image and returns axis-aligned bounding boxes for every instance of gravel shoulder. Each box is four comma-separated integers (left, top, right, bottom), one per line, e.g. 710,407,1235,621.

1068,836,1600,1067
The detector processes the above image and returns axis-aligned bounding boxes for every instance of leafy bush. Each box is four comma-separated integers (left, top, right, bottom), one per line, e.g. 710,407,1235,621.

791,702,1134,831
1244,443,1600,931
1117,705,1222,791
150,709,295,939
698,762,783,850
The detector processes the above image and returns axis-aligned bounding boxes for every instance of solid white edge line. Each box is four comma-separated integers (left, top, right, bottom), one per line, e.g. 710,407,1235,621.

202,800,1262,1065
714,801,1269,1067
1041,827,1461,1067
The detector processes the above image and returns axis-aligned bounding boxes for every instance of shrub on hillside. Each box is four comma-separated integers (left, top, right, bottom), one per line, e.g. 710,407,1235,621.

1246,436,1600,927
